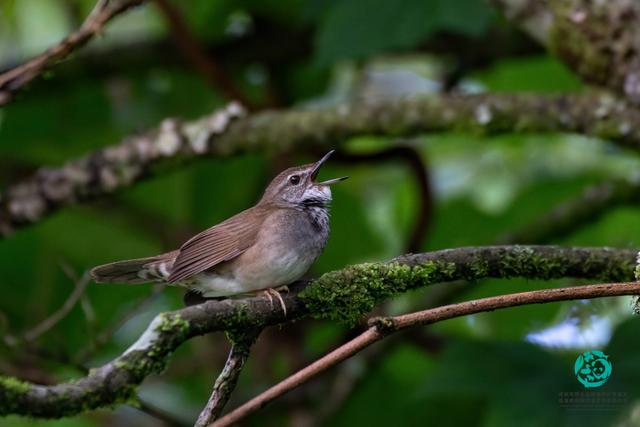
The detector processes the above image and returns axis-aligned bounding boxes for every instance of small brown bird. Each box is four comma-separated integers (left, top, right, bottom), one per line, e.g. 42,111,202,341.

90,151,347,313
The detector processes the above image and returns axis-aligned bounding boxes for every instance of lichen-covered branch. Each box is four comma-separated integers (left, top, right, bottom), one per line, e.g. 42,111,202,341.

194,329,261,427
489,0,553,45
492,0,640,103
0,101,246,237
213,280,640,427
0,0,144,106
4,93,640,237
499,179,640,244
0,245,636,418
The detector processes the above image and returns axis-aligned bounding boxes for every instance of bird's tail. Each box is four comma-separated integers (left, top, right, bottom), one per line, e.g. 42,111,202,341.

90,251,177,284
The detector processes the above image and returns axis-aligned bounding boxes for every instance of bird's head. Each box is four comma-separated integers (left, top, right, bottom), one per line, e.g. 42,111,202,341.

260,150,348,208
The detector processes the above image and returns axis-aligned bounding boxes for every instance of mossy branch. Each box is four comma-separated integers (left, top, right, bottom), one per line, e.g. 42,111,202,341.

3,93,640,237
0,245,636,418
492,0,640,103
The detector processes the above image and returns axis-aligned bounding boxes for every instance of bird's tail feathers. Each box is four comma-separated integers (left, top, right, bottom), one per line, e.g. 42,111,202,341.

90,252,176,284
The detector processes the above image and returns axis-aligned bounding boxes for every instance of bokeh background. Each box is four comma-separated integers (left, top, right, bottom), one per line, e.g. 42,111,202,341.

1,0,640,426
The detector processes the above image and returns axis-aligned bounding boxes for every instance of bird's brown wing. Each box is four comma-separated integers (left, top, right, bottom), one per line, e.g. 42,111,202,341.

167,207,267,283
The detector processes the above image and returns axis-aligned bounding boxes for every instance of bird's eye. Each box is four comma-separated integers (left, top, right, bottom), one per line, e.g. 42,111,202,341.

289,175,301,185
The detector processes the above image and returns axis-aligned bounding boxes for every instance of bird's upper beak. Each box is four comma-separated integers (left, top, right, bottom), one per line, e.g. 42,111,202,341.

310,150,348,185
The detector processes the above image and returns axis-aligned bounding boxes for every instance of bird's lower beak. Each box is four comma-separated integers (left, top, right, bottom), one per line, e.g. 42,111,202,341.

310,150,348,185
317,176,348,185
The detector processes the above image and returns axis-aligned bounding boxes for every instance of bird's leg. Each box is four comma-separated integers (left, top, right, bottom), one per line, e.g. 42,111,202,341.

275,285,290,294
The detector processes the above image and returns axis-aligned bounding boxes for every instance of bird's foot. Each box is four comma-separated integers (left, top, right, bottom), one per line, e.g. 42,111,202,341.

262,288,287,316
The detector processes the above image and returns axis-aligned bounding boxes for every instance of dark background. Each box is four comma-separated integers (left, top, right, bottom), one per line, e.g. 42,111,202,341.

1,1,639,426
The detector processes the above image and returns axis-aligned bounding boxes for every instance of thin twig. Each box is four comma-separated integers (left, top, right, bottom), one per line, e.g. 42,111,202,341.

195,329,262,426
75,284,163,363
24,269,90,342
211,281,640,426
0,0,144,105
136,396,191,427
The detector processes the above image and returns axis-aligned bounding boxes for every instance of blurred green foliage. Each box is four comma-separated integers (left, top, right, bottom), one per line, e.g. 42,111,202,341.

1,0,639,426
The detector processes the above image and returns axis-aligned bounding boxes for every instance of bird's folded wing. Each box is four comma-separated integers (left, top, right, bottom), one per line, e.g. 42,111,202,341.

167,207,266,283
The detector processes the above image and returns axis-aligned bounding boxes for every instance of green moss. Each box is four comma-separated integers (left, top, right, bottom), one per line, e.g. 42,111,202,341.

225,302,251,330
528,251,568,280
300,261,455,325
0,376,31,394
0,376,32,414
111,313,191,383
582,251,634,281
467,256,489,280
497,246,569,280
156,313,189,337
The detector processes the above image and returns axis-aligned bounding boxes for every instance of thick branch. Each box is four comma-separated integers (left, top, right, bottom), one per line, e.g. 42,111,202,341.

492,0,640,103
0,0,144,106
212,281,640,426
0,245,635,418
3,93,640,237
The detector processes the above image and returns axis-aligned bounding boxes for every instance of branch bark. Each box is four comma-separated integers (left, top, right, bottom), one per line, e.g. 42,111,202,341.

0,0,144,106
0,245,635,418
491,0,640,103
3,93,640,237
211,281,640,426
194,329,262,426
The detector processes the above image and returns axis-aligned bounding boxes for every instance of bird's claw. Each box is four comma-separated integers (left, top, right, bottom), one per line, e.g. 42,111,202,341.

263,288,287,316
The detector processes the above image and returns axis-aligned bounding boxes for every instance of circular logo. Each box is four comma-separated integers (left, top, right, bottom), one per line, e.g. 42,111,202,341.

574,350,613,388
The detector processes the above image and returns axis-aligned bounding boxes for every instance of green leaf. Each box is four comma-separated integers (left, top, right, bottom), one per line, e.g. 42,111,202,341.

314,0,493,65
471,55,583,92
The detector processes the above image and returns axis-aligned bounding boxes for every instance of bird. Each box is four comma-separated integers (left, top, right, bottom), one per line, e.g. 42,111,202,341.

90,151,347,314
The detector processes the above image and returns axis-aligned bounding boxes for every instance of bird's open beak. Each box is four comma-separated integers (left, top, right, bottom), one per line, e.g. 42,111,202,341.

310,150,348,185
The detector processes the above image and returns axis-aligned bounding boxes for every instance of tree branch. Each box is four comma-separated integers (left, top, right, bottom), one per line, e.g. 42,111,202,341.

0,101,246,237
3,93,640,238
211,280,640,426
0,0,144,106
194,329,262,426
491,0,640,103
0,245,636,418
24,270,90,342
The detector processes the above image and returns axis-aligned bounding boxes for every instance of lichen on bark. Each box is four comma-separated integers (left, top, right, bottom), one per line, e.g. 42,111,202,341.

300,246,636,325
